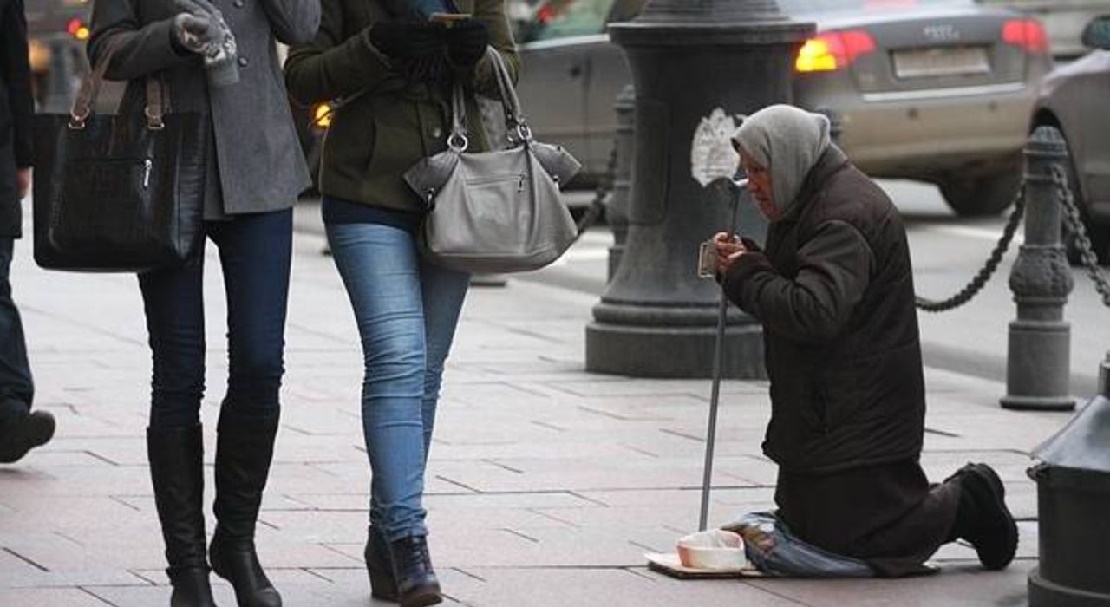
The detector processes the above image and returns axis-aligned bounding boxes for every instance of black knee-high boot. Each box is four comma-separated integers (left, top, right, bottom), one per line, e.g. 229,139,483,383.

147,425,218,607
209,416,282,607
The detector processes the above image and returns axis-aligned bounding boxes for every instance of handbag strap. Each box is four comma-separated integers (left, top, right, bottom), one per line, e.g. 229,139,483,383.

448,46,531,151
70,41,166,131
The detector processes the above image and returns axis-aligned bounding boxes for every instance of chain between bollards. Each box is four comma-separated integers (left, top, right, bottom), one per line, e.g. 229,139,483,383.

915,161,1110,313
1052,166,1110,308
915,185,1027,312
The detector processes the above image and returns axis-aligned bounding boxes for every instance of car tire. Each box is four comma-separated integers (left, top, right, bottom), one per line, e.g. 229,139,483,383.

940,170,1022,217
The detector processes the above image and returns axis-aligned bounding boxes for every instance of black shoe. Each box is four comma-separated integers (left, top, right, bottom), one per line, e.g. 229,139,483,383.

365,525,399,602
147,425,218,607
0,410,55,463
390,535,442,607
950,463,1018,570
210,416,281,607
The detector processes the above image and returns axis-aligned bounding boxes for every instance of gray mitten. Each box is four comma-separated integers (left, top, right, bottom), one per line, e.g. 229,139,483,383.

172,12,219,54
174,0,239,86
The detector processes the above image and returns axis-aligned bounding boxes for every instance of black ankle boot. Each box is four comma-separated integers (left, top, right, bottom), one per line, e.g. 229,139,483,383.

365,525,399,602
948,463,1018,570
209,417,281,607
390,535,442,607
147,425,218,607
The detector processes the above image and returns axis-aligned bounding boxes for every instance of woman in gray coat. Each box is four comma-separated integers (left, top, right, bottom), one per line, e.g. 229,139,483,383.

87,1,319,605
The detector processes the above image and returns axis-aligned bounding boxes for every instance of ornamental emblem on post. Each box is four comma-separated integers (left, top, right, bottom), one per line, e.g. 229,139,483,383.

691,108,743,188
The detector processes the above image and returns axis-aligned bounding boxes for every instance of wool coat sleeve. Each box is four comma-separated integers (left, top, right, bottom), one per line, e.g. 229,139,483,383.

1,0,34,168
723,219,875,344
258,0,321,45
87,0,195,81
283,0,394,105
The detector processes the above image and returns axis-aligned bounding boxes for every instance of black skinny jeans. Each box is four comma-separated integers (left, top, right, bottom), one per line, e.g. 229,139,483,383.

139,209,292,430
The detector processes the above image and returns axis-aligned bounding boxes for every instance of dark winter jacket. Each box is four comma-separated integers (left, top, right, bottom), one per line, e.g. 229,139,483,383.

283,0,518,213
0,0,34,238
722,146,926,474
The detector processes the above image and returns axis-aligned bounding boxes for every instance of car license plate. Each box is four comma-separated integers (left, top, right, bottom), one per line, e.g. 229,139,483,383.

892,47,990,78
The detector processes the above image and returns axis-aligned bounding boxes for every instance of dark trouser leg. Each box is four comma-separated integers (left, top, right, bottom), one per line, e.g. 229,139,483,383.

207,210,292,607
0,237,33,427
775,460,960,577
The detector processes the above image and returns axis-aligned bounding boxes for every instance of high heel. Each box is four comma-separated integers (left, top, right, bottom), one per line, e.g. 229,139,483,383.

365,525,399,602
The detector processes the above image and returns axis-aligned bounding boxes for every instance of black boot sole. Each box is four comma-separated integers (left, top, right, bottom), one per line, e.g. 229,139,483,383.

400,584,443,607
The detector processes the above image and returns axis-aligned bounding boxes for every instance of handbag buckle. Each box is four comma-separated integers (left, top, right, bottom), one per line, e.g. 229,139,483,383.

145,108,165,130
448,132,468,153
68,109,89,130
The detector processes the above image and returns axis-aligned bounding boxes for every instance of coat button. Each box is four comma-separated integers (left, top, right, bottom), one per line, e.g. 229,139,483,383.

432,127,442,138
232,0,244,7
237,56,249,67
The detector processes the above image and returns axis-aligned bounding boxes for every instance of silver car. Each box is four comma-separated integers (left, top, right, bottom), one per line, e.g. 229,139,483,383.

513,0,1053,216
1030,16,1110,264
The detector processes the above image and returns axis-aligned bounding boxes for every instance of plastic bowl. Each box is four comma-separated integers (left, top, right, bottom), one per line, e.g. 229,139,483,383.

676,529,746,570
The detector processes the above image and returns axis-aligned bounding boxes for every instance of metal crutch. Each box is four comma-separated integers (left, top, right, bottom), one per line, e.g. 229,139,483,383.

698,177,748,532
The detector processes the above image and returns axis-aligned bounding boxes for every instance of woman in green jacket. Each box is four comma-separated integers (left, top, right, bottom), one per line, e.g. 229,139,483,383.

285,2,517,606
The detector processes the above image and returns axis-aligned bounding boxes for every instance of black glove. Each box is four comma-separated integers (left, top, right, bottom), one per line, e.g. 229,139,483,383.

445,20,489,70
368,21,447,59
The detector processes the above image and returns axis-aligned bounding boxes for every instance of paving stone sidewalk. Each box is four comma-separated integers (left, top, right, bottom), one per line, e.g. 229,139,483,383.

0,209,1072,606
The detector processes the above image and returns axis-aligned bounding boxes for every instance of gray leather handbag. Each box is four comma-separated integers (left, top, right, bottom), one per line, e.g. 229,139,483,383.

403,48,581,274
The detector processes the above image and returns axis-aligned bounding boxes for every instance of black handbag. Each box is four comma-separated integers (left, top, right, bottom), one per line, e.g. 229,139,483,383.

32,46,207,272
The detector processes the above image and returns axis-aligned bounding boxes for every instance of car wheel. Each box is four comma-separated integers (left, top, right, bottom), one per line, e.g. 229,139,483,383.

940,171,1022,217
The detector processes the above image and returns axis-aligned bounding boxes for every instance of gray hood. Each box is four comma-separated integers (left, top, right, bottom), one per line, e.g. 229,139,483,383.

731,104,831,220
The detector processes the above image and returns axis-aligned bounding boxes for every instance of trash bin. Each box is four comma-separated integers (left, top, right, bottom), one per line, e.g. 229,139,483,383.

1028,394,1110,607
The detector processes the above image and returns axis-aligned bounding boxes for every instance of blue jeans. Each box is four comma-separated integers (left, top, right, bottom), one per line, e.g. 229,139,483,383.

139,210,292,430
0,237,33,428
325,212,470,541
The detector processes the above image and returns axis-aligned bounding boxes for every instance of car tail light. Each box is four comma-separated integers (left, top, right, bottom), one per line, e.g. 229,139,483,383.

796,30,876,73
1002,19,1049,54
66,17,90,41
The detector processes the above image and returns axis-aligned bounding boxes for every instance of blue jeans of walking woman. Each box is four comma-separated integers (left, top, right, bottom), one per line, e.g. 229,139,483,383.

325,201,470,542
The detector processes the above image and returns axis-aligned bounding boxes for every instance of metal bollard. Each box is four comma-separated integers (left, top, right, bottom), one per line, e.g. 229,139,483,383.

585,0,813,378
1000,126,1076,411
606,84,635,283
1102,351,1110,397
